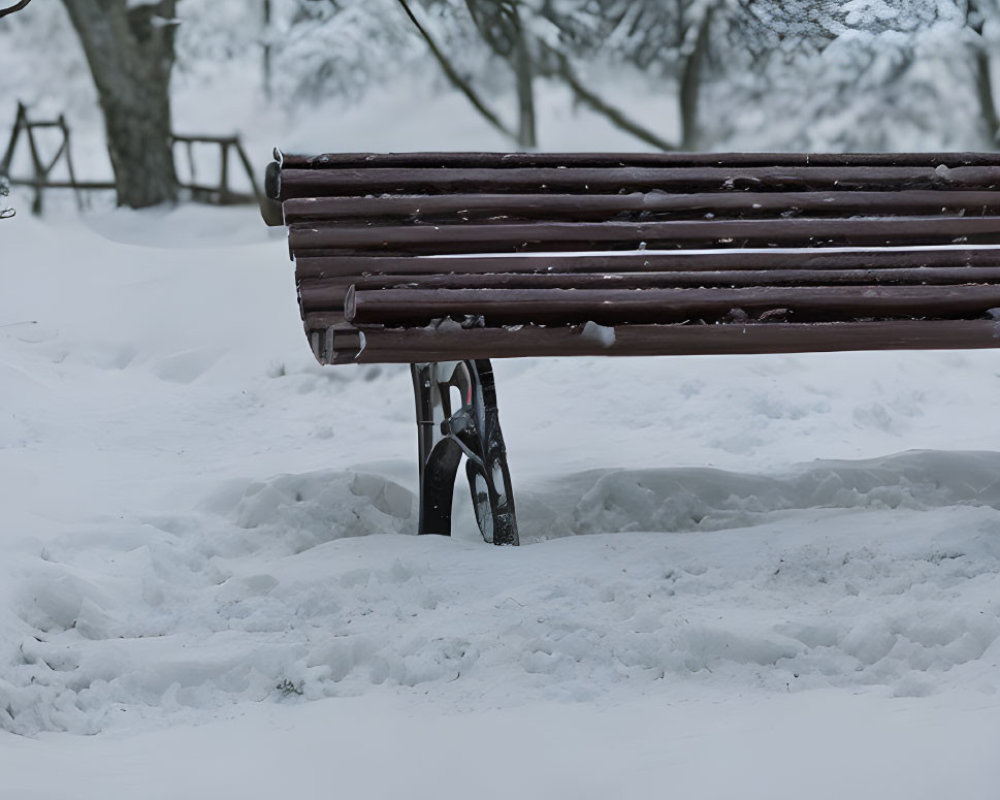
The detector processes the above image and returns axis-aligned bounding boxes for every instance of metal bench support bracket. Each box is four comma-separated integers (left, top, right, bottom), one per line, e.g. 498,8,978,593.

411,359,519,546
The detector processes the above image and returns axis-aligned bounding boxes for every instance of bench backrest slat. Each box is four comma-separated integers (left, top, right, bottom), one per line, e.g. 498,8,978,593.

276,151,1000,169
288,216,1000,257
299,266,1000,311
326,320,1000,364
292,249,1000,280
277,165,1000,199
345,284,1000,327
281,190,1000,224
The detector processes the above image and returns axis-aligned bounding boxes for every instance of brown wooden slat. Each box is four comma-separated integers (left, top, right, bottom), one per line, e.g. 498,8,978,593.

298,266,1000,313
277,152,1000,170
343,266,1000,289
277,165,1000,200
301,283,348,312
345,284,1000,327
325,319,1000,364
280,190,1000,224
293,249,1000,280
289,217,1000,256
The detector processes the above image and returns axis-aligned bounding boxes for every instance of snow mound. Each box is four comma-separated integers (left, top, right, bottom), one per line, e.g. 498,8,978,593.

4,454,1000,736
520,450,1000,540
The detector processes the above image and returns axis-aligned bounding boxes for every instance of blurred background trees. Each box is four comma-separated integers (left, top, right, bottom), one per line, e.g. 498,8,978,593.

0,0,996,209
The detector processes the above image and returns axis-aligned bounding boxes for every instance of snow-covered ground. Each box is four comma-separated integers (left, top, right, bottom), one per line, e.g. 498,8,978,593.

0,28,997,789
3,194,1000,797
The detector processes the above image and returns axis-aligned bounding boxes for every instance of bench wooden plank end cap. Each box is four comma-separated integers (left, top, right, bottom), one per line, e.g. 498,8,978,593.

261,160,284,227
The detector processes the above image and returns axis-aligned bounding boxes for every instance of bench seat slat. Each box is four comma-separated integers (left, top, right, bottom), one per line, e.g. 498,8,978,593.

276,165,1000,200
324,319,1000,364
289,216,1000,256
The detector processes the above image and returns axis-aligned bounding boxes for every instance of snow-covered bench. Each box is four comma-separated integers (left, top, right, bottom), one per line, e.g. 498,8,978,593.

263,150,1000,547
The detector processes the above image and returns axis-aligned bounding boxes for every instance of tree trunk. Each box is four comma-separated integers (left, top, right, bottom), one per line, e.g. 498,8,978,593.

974,46,999,146
679,7,714,150
60,0,179,208
967,1,999,148
513,15,536,149
262,0,273,100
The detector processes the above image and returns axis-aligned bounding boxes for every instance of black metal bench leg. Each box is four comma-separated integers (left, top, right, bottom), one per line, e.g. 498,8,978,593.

410,360,519,546
411,362,464,537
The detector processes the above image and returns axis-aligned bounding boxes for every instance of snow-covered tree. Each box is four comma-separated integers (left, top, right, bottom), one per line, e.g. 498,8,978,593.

549,0,722,148
395,0,724,150
959,0,1000,145
274,1,416,103
465,0,536,146
718,0,992,151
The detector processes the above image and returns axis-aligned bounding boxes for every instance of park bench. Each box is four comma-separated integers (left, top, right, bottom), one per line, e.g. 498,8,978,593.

263,150,1000,547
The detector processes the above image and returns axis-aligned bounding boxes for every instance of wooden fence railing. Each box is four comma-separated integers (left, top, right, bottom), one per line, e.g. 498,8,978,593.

0,101,97,214
1,103,263,213
171,133,263,206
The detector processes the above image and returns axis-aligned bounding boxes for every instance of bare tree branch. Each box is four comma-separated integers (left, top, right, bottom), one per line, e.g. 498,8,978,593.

0,0,33,20
547,47,678,152
395,0,517,142
399,0,682,152
679,7,715,149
